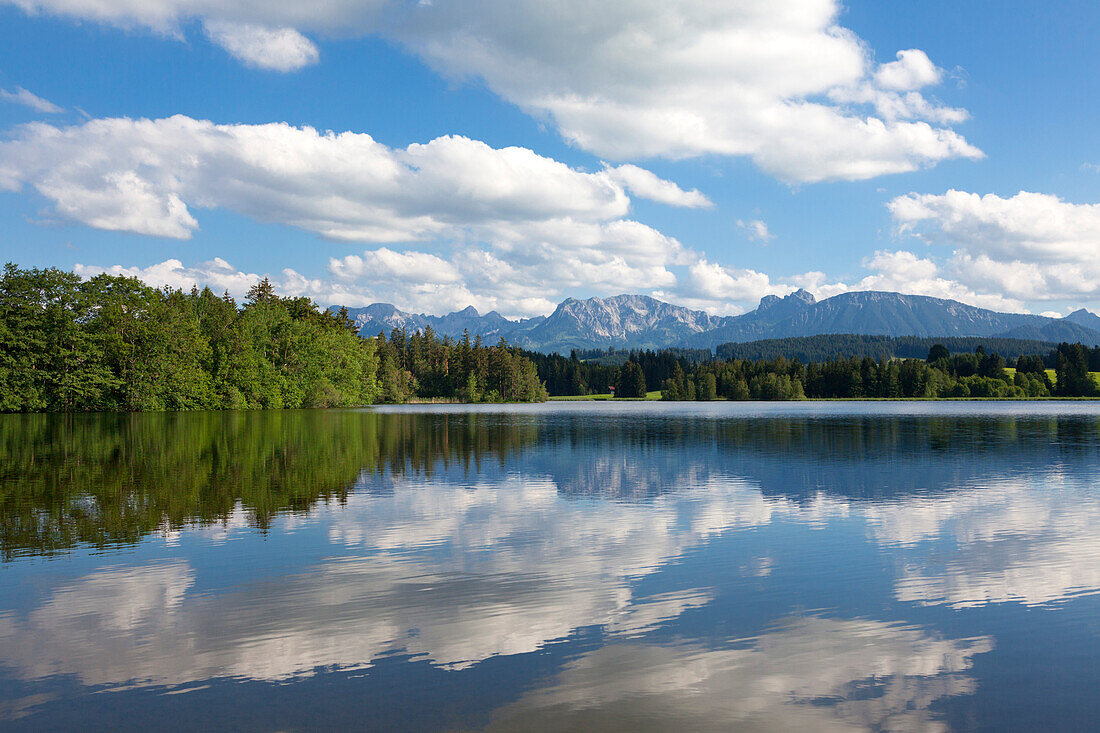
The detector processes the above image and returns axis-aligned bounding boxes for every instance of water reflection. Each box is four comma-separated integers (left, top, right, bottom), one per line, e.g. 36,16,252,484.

2,404,1100,729
875,476,1100,608
0,464,759,684
0,555,718,687
0,410,536,559
486,620,993,732
5,408,1100,560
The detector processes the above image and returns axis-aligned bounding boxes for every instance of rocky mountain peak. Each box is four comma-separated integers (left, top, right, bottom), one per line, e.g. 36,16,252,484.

759,289,816,310
336,289,1100,354
363,303,402,317
1064,307,1100,331
790,288,816,305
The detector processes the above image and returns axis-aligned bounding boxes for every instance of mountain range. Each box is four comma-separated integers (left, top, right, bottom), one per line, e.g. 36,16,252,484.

335,290,1100,354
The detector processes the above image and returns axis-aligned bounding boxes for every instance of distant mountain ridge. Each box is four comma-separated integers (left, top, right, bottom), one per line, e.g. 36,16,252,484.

341,303,544,343
1065,308,1100,332
685,290,1100,347
526,295,721,353
333,291,1100,353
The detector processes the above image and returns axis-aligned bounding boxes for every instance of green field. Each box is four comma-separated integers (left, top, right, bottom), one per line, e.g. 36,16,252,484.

1004,368,1100,388
549,372,1100,401
549,391,663,401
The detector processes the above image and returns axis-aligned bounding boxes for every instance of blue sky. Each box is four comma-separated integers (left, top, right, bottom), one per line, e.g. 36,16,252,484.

1,0,1099,318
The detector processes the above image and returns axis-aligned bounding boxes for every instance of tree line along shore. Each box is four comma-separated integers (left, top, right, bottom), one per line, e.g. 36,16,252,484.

2,264,1098,412
532,342,1100,400
0,264,546,412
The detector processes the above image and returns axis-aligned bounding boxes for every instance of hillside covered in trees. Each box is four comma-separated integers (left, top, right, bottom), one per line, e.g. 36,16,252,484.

715,334,1064,363
0,264,546,412
525,339,1100,400
661,343,1100,401
521,348,698,397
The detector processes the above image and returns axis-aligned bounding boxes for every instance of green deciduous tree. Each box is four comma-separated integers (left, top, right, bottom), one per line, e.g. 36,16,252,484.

1,264,554,412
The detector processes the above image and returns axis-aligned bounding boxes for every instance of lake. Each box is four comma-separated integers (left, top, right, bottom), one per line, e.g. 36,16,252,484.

2,402,1100,731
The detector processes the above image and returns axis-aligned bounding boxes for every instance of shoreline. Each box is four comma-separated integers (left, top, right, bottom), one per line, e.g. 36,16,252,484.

5,395,1100,415
549,395,1100,402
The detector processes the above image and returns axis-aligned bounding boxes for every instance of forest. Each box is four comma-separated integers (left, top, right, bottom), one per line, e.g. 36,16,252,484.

714,334,1068,363
0,264,546,412
658,342,1099,400
521,347,693,397
527,340,1099,400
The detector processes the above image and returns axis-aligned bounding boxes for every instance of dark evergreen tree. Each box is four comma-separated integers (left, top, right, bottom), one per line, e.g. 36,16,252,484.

1055,342,1095,397
616,361,648,398
927,344,950,362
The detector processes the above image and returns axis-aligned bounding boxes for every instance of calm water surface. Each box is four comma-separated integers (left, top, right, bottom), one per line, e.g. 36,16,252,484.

2,402,1100,731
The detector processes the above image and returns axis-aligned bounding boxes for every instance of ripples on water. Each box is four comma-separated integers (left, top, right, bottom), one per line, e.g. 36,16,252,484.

1,402,1100,730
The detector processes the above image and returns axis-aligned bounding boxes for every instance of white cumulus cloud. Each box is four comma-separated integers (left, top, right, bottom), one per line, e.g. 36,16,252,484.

0,115,641,241
874,49,942,91
0,115,708,315
853,250,1024,311
686,259,778,303
797,249,1026,312
203,21,319,71
3,0,981,182
603,164,711,208
889,190,1100,302
73,258,261,297
738,219,774,242
671,247,1025,316
329,247,460,283
70,256,514,314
